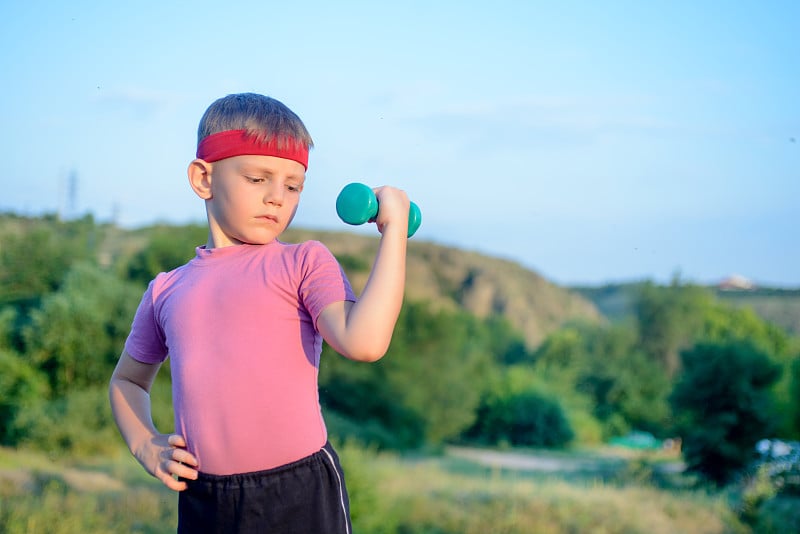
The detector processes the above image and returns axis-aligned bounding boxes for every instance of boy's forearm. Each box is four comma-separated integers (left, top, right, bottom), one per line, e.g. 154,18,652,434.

345,224,407,359
109,377,160,465
109,374,198,490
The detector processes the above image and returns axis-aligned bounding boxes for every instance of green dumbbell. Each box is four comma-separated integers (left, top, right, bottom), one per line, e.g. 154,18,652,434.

336,182,422,238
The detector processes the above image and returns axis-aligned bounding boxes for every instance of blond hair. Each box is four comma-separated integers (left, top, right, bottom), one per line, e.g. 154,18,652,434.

197,93,313,150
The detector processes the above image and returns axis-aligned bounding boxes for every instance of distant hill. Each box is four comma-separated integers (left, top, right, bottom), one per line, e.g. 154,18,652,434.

284,228,603,348
0,214,603,349
573,282,800,336
715,288,800,335
6,213,797,346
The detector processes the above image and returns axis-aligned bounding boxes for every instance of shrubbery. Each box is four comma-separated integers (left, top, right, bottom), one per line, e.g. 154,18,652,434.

1,213,799,497
671,342,782,486
468,389,574,448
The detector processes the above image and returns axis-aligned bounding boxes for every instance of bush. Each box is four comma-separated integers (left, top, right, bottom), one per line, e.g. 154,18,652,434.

12,386,120,457
469,390,574,448
22,263,141,396
670,341,782,486
0,349,49,445
737,449,800,533
320,302,495,449
121,224,206,285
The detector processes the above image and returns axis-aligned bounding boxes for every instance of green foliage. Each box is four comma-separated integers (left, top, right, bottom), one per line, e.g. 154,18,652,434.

749,496,800,534
531,325,588,383
11,386,120,456
386,303,495,444
634,278,713,377
22,263,141,396
468,383,574,448
462,365,575,448
334,252,370,273
577,324,671,437
716,287,800,336
148,366,176,432
791,357,800,436
701,302,791,356
0,215,99,308
0,472,177,534
321,301,495,448
670,341,782,486
482,315,531,365
532,323,671,440
0,349,49,444
1,213,798,469
0,306,14,349
333,440,402,534
701,303,800,438
121,224,206,285
0,445,754,534
736,462,800,532
737,465,779,524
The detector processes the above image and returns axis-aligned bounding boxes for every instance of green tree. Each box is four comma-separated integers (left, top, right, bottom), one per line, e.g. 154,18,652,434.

533,323,671,439
529,326,601,442
634,278,712,377
577,324,671,438
532,325,589,383
701,302,792,357
700,300,798,439
466,365,574,448
0,215,98,309
791,357,800,437
23,262,141,396
320,301,495,448
11,386,119,456
122,224,207,284
670,341,782,486
0,349,50,445
483,315,530,365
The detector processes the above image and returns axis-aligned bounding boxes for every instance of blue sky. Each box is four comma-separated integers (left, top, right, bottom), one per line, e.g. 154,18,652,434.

1,1,798,287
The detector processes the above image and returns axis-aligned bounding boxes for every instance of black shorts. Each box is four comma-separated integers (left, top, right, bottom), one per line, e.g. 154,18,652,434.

178,441,352,533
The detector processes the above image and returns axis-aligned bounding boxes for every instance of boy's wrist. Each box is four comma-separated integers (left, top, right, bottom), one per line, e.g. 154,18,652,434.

379,218,410,239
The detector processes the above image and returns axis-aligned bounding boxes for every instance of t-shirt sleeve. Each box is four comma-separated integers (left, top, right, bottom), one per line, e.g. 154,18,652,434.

124,279,169,364
298,241,357,328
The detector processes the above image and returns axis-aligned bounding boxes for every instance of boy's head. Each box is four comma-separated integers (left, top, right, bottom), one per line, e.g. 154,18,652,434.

196,93,313,169
189,93,313,248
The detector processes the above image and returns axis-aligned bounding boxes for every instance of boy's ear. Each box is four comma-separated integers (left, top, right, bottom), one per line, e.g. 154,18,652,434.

188,159,213,200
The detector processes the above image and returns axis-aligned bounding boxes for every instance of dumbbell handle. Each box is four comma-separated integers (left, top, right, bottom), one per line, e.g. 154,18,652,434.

336,182,422,238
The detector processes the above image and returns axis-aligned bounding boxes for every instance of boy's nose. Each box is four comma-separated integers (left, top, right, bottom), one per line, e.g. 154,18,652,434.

264,184,284,205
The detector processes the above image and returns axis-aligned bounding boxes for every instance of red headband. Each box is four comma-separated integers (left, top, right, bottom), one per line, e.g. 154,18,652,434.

196,129,309,169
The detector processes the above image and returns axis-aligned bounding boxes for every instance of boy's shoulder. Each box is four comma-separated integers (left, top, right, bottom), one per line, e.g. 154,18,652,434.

277,239,338,263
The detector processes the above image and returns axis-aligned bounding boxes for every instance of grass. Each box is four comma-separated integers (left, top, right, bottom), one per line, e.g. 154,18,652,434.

2,443,794,533
340,444,745,534
0,447,177,533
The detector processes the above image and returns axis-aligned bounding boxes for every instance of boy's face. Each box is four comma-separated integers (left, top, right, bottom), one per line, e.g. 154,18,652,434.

203,155,306,248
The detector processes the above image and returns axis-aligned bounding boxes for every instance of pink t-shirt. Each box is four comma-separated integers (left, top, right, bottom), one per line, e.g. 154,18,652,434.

124,240,356,475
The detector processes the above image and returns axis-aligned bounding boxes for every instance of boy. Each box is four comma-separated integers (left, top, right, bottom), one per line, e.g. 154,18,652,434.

109,92,409,533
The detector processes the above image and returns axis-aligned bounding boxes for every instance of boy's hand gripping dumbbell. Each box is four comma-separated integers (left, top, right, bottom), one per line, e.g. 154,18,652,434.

336,182,422,238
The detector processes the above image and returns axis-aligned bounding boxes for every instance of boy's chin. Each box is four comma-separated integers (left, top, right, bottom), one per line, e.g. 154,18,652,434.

241,237,277,246
245,233,281,245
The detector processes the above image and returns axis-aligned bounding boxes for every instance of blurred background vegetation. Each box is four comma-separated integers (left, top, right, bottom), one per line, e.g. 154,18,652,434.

1,212,799,533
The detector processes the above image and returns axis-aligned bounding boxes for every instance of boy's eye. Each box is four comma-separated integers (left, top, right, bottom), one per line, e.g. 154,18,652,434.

246,176,265,184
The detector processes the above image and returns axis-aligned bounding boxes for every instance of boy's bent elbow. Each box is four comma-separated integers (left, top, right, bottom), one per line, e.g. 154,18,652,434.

342,338,392,362
348,348,387,363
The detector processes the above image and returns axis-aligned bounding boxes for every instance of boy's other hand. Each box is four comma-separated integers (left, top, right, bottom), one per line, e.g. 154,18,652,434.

144,433,199,491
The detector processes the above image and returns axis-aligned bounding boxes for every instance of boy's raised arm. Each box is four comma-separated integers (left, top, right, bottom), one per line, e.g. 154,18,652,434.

317,186,409,362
